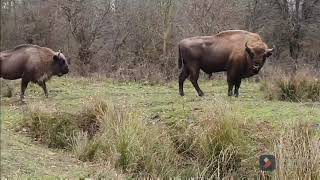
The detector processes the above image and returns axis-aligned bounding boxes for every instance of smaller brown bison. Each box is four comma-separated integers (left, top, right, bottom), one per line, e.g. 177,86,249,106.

0,44,69,101
178,30,273,97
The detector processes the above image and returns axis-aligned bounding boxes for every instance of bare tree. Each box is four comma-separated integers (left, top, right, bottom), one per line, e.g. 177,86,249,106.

273,0,320,68
60,0,112,74
180,0,244,36
160,0,176,55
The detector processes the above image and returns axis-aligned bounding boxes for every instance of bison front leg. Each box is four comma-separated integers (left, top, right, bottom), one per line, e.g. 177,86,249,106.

179,67,189,96
227,67,240,97
234,79,241,97
227,81,234,96
38,82,48,98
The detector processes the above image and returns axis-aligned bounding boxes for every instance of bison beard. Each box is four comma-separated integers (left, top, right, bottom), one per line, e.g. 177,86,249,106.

178,30,273,97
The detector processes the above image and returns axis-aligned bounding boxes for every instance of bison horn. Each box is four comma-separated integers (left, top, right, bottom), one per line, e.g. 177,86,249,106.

265,46,274,57
266,48,274,53
245,42,254,58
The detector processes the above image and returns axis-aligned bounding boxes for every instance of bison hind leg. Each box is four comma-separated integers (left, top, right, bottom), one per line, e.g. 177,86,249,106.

189,67,204,97
179,67,190,96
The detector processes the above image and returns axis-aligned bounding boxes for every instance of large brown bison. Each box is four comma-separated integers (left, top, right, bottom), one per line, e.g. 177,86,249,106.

178,30,273,97
0,44,69,101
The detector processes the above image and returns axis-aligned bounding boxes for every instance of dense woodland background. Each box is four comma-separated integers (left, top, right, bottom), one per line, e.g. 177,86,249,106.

1,0,320,81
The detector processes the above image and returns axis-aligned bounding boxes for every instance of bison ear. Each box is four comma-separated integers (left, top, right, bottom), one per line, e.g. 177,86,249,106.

245,42,254,58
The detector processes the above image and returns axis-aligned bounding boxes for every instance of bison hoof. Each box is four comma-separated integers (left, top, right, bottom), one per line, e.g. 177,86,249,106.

198,92,204,97
179,92,185,96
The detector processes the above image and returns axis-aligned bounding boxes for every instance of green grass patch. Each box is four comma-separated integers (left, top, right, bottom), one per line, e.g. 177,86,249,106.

1,76,320,178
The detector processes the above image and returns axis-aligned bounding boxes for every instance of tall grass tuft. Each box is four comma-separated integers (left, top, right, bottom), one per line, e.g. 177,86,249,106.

70,131,100,161
22,103,77,148
168,99,253,178
262,69,320,102
77,99,111,137
89,100,181,177
273,121,320,179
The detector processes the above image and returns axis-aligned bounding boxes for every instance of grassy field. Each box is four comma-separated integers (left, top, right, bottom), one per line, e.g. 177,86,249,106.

1,76,320,178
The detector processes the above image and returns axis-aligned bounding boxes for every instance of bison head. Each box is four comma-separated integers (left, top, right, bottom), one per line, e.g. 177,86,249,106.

52,52,69,76
245,42,273,73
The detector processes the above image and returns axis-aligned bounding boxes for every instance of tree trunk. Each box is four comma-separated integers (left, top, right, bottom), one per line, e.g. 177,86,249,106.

78,46,93,75
162,0,175,56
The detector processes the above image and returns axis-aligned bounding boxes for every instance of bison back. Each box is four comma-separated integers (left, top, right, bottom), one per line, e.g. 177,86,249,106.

0,50,30,80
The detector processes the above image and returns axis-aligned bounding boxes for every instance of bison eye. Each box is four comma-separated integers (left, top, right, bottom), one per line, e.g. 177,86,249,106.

53,55,59,61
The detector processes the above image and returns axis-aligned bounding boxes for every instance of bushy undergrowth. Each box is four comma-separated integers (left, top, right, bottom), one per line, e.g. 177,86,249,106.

20,98,320,178
262,69,320,102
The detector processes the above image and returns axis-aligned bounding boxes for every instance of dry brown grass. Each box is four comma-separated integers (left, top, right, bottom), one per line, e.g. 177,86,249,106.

261,68,320,102
273,121,320,179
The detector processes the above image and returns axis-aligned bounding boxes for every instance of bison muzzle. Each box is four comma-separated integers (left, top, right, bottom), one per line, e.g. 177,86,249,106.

178,30,273,97
0,44,70,101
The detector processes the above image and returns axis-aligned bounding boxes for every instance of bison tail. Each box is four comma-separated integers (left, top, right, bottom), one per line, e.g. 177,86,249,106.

178,45,183,69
